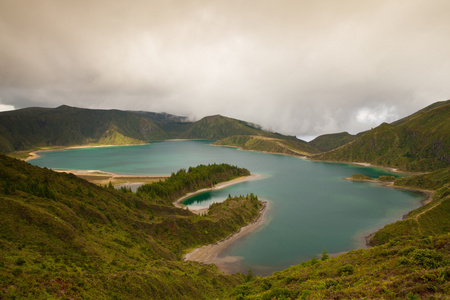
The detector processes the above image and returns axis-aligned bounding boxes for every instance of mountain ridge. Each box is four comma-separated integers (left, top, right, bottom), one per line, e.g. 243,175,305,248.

0,105,317,157
312,100,450,172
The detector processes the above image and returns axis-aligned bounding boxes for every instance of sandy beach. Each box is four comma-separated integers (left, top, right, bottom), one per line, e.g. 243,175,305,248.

53,169,167,186
173,173,264,214
184,200,269,274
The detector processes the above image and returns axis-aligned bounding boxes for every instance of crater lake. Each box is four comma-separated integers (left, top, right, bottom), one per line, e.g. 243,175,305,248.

31,140,425,275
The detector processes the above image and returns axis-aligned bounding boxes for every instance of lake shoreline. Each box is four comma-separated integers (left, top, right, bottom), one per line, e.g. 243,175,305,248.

183,200,269,274
19,141,430,273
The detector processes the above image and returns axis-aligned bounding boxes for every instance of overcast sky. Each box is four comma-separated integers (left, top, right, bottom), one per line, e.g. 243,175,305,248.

1,1,449,138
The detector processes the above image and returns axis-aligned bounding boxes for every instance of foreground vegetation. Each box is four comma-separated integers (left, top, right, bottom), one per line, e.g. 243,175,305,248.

0,155,263,299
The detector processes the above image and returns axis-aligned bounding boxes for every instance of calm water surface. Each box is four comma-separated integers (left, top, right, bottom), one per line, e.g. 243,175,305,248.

32,141,424,275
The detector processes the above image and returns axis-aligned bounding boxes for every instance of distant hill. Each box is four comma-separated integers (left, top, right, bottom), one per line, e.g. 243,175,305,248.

312,100,450,172
0,106,316,157
179,114,279,140
309,132,360,152
0,105,170,152
214,135,319,156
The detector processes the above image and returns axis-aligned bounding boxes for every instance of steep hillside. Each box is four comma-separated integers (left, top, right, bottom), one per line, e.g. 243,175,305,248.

214,135,319,156
309,132,359,152
0,155,263,299
312,100,450,172
0,105,170,152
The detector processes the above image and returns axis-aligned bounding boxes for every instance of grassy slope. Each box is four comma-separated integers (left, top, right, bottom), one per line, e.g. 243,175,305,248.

0,155,263,299
229,169,450,299
369,168,450,246
214,135,319,156
309,132,359,152
179,115,279,141
312,100,450,172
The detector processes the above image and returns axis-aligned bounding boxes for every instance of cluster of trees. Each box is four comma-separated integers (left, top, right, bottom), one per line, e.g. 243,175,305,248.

137,163,250,204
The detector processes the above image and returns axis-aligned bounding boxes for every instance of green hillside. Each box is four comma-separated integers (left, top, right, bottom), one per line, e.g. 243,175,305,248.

179,115,281,140
214,135,319,156
0,155,263,299
312,100,450,172
0,105,169,152
229,169,450,299
309,132,359,152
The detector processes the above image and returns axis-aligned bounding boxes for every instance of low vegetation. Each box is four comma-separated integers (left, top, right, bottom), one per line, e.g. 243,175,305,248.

0,155,262,299
229,235,450,299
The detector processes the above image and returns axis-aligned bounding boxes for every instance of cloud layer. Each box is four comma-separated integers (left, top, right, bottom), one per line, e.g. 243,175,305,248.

1,0,449,136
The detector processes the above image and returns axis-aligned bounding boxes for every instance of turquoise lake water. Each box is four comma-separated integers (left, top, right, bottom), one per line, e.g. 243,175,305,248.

31,140,424,275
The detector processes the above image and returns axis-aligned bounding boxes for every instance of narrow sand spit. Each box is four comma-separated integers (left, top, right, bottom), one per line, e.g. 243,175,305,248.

54,170,167,186
173,174,264,214
184,201,268,274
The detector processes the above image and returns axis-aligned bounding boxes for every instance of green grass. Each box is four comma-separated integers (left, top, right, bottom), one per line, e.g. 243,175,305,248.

214,135,319,156
309,132,359,152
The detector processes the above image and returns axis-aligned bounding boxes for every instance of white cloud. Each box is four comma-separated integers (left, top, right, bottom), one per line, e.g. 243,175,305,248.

356,105,398,126
0,0,449,136
0,104,15,112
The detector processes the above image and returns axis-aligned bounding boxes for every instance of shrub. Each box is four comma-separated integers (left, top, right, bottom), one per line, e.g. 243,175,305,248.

409,249,443,269
337,264,355,276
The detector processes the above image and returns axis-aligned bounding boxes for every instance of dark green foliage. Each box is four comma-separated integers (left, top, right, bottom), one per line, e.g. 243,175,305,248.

337,264,355,276
137,163,250,204
347,173,375,181
313,100,450,172
379,175,396,182
321,248,329,261
0,155,264,299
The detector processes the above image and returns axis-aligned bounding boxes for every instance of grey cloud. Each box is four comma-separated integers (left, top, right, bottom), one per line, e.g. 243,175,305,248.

1,0,449,136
